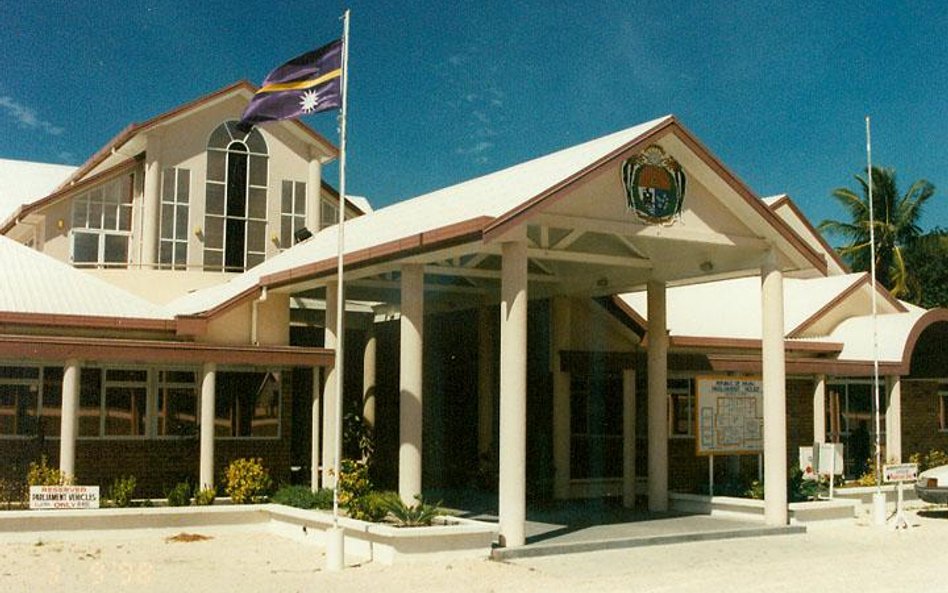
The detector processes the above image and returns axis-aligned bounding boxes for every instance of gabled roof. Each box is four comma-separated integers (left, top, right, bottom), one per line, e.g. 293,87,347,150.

166,116,677,316
0,158,76,222
168,114,829,321
618,274,874,340
764,194,848,275
0,235,172,329
60,81,337,190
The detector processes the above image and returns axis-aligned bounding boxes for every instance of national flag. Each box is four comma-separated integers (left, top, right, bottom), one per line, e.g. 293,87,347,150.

238,39,343,131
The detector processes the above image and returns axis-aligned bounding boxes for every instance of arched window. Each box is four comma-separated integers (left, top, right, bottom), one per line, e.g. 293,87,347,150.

204,122,269,271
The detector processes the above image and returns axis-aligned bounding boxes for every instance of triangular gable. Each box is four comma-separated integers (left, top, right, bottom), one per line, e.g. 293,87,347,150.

765,194,847,275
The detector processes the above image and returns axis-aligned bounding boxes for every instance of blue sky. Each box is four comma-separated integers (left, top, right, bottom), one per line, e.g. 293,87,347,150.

2,1,945,235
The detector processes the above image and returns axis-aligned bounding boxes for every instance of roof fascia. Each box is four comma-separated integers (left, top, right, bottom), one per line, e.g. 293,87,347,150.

482,117,676,242
0,311,175,333
0,333,334,367
770,194,849,273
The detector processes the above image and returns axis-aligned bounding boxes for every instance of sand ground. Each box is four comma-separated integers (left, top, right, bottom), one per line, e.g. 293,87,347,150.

3,508,947,593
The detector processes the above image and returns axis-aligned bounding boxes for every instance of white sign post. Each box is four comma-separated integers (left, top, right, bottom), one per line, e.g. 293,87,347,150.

884,463,918,530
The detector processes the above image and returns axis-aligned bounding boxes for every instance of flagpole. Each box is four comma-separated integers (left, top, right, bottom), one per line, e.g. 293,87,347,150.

328,8,351,571
866,116,885,526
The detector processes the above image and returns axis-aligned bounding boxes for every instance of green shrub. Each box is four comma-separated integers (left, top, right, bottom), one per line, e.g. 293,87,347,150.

166,482,192,507
194,487,216,506
746,467,819,502
271,485,334,510
347,490,398,522
27,456,68,487
381,494,442,527
909,449,948,473
224,458,272,504
337,459,371,507
106,476,137,508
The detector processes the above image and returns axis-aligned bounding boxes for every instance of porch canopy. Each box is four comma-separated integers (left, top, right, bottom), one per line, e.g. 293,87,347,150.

175,115,826,546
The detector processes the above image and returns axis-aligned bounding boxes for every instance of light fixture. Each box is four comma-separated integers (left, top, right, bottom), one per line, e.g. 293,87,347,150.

294,227,313,243
699,260,714,273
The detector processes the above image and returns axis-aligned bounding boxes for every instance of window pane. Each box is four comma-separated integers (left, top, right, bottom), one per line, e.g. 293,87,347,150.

0,384,38,436
209,124,231,149
162,169,175,202
246,252,265,269
203,249,222,270
104,387,146,436
206,183,225,215
158,387,198,436
73,198,88,227
175,204,189,239
295,182,306,213
205,216,224,249
79,369,101,437
41,367,63,437
247,220,266,252
248,187,267,220
281,218,291,246
250,373,281,437
89,201,103,230
73,232,99,264
118,204,132,231
245,129,267,153
248,155,267,187
282,181,293,213
103,234,128,265
177,169,190,203
159,241,173,265
160,204,175,239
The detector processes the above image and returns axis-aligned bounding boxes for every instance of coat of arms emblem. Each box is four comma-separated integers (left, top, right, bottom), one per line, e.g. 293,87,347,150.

622,145,686,224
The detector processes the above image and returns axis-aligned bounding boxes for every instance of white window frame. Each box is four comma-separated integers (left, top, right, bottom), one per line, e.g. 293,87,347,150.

70,175,133,268
280,180,307,249
159,167,191,269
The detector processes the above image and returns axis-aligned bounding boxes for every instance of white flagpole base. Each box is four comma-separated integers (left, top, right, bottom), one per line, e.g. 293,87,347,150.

325,526,345,571
871,491,887,526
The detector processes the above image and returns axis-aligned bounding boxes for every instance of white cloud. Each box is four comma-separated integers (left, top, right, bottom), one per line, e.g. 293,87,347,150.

0,96,64,136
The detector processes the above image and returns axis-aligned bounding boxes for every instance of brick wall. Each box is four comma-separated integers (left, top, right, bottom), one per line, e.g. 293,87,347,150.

902,380,948,459
0,369,296,499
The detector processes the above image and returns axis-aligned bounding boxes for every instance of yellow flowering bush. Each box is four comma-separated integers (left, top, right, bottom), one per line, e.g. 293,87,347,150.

224,458,272,504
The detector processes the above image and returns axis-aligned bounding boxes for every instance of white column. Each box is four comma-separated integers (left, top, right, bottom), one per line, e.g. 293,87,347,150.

311,367,322,490
498,240,528,547
306,153,322,233
886,376,902,463
551,295,571,499
363,318,377,455
761,250,788,526
399,264,425,504
59,359,80,481
813,375,826,444
141,134,161,268
647,279,668,512
477,304,494,459
623,369,637,508
322,281,339,488
199,363,216,490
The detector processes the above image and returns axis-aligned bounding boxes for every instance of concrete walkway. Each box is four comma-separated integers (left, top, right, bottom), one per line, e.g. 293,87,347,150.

437,493,805,560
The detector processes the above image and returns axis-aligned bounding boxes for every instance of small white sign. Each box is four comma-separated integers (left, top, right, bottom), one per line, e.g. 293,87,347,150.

29,485,100,510
883,463,918,483
799,443,844,479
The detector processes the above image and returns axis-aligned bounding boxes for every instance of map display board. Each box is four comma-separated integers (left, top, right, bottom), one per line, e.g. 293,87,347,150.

695,376,763,456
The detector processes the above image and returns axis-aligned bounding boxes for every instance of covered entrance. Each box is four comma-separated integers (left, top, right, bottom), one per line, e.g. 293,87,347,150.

231,115,826,547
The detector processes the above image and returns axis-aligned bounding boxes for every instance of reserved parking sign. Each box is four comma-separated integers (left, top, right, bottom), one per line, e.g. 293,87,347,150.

29,485,100,510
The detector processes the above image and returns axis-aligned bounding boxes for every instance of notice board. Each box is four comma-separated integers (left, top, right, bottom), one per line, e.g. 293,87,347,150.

695,376,763,456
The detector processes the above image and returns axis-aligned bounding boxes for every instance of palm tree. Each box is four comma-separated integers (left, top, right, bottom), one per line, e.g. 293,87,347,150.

819,166,935,297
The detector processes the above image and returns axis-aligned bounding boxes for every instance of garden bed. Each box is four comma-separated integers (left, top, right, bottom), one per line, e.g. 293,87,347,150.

0,503,498,565
669,493,858,523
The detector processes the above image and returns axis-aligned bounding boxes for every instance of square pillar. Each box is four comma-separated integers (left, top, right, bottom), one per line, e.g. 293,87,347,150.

813,374,826,444
59,359,80,481
399,264,425,503
885,376,902,463
647,279,668,512
199,362,217,490
551,295,571,499
761,250,788,526
498,240,528,547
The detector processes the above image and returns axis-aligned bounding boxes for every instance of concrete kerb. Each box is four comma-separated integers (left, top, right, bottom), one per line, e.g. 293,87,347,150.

0,504,499,565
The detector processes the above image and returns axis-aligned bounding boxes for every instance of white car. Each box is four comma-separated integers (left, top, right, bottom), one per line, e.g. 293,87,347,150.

916,464,948,504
